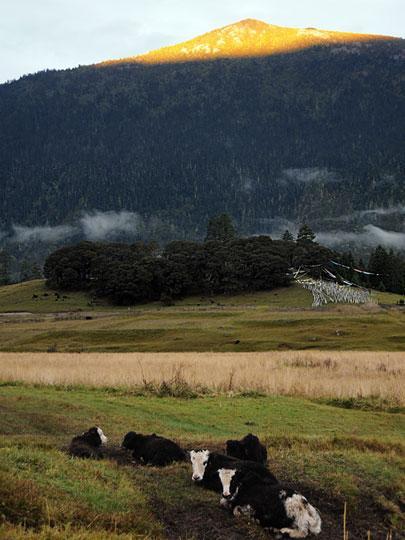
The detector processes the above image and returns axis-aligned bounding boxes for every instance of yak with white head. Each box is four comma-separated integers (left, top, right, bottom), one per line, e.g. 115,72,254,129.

96,427,108,445
190,449,210,482
217,467,321,538
68,426,108,459
189,448,278,492
218,468,238,501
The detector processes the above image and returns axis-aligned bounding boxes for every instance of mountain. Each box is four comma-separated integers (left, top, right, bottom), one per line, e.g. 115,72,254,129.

103,19,394,64
0,19,404,252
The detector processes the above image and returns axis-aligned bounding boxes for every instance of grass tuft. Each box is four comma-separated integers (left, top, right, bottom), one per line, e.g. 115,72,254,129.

317,396,404,414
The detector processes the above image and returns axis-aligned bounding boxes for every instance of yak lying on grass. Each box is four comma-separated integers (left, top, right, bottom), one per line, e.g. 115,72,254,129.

226,433,267,465
122,431,186,466
218,468,321,538
189,449,278,492
68,426,108,459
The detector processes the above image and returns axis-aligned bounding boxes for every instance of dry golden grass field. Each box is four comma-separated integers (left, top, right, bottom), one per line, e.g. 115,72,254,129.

0,351,404,405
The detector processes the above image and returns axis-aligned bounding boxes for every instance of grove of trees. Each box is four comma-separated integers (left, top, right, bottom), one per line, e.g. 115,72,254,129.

44,221,340,305
44,236,294,305
42,218,405,305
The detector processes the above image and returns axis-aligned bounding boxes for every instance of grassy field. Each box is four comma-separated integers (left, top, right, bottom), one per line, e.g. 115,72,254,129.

0,280,316,313
0,352,404,405
0,280,118,313
0,280,404,314
0,281,404,352
0,304,404,352
0,384,404,539
0,281,404,538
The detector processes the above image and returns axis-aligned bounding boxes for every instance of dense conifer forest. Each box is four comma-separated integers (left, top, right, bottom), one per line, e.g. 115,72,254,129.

0,33,404,239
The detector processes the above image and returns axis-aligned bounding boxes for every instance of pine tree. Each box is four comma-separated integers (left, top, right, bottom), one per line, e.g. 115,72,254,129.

358,258,370,288
368,246,389,290
297,224,316,244
20,260,43,282
205,214,236,242
0,250,11,286
282,229,294,242
340,251,356,282
20,260,32,282
30,263,43,279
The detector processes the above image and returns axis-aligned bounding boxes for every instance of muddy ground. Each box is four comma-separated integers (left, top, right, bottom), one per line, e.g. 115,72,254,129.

96,445,400,540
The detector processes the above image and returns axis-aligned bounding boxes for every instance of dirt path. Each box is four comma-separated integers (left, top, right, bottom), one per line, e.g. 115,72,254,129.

151,496,269,540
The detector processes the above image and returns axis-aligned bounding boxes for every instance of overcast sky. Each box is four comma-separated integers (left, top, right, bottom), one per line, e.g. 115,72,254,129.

1,0,404,84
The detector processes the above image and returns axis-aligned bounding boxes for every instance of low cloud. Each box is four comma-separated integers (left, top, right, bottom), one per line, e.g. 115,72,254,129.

8,210,142,244
358,205,405,217
317,224,405,249
281,168,341,184
80,210,141,241
12,224,76,243
315,205,405,225
256,218,405,250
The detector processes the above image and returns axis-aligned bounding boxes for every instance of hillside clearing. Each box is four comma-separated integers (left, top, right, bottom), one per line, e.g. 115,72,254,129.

0,280,403,314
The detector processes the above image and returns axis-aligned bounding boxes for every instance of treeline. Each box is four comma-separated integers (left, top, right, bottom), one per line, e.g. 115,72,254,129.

342,247,405,294
5,220,405,300
0,249,42,286
43,232,335,305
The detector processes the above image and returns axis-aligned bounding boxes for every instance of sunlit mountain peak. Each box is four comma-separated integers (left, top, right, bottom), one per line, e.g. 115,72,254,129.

100,19,396,66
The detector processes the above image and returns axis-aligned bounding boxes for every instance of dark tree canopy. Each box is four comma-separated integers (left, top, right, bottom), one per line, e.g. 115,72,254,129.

205,214,237,242
43,234,405,302
297,224,316,244
0,250,12,286
282,230,294,242
368,246,405,294
44,235,341,305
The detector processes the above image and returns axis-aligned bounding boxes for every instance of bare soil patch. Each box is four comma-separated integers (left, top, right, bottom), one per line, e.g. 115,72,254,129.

151,482,395,540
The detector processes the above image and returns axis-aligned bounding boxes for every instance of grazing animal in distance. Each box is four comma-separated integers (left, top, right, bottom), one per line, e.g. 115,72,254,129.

122,432,186,466
218,468,321,538
68,426,108,458
189,449,277,492
226,433,267,465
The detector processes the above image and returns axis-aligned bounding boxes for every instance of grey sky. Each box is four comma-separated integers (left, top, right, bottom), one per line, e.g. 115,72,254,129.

1,0,404,84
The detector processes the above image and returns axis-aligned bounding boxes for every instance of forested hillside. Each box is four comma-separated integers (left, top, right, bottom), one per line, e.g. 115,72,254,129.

0,20,404,245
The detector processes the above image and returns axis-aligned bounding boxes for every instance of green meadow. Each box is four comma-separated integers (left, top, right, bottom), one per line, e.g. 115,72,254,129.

0,384,404,539
0,280,404,352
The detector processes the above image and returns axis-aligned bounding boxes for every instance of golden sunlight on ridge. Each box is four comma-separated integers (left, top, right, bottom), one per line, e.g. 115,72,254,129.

99,18,396,66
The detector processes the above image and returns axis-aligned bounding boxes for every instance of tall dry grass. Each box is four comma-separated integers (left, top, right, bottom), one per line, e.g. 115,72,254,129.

0,351,404,403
